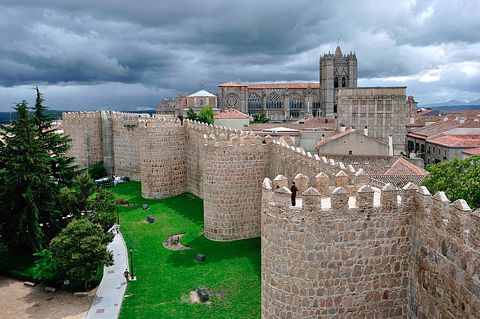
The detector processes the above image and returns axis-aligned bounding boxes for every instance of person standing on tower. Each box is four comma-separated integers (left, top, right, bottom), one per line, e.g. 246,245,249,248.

290,182,298,206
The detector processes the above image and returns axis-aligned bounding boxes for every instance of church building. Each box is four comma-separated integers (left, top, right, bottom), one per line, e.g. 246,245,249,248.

218,45,357,120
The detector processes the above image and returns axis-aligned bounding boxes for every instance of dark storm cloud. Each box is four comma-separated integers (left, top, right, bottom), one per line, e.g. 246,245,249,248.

0,0,479,110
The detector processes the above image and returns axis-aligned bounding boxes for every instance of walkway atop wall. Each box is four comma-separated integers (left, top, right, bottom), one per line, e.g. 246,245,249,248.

86,230,129,319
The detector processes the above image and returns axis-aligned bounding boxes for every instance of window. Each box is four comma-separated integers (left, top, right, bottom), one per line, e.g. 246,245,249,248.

438,148,440,155
334,77,338,88
289,93,303,109
427,146,430,154
266,92,282,109
415,143,419,152
342,77,346,87
247,93,262,110
290,110,300,118
349,150,353,155
421,144,425,154
433,146,436,154
334,104,337,113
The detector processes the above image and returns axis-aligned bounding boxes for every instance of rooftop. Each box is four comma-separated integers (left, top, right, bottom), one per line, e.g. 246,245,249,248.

383,157,427,176
188,89,216,98
427,134,480,148
214,108,251,120
218,82,320,89
462,147,480,155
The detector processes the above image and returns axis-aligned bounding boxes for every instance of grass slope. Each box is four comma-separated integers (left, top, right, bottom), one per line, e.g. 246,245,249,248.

110,182,261,319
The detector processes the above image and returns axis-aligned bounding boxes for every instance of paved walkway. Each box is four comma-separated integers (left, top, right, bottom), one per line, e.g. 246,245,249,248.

86,230,129,319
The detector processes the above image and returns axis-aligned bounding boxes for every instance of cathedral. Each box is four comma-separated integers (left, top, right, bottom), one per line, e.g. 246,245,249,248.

218,45,357,120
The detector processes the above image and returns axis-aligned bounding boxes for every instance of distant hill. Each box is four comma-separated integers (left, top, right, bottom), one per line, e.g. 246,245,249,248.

419,99,480,111
0,109,155,125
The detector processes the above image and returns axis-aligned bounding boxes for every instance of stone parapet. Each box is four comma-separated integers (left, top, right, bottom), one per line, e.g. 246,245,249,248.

261,175,480,319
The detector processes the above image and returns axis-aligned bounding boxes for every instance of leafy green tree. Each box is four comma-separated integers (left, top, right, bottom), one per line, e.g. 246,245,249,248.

32,87,77,187
88,189,117,232
198,105,214,124
0,242,8,262
422,155,480,209
253,112,269,123
33,249,56,282
50,219,113,291
0,101,54,251
58,172,117,231
186,108,197,121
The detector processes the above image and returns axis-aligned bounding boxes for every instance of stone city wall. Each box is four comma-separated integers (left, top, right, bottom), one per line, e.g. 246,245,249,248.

64,113,366,242
261,177,480,319
268,140,357,187
203,132,269,241
408,189,480,318
139,118,187,199
111,112,150,180
63,111,103,168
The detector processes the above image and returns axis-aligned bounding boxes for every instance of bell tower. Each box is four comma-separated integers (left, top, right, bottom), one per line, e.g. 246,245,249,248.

320,45,357,117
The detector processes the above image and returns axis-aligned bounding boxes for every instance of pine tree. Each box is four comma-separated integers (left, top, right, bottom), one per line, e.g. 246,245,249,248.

0,101,54,251
32,87,77,187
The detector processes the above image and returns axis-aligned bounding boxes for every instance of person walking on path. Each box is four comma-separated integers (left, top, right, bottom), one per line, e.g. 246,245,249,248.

290,182,298,206
123,269,130,282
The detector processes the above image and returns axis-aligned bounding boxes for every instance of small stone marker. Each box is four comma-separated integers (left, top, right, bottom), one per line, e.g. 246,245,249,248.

195,254,205,262
45,286,57,293
146,215,155,223
23,281,36,287
142,204,149,210
196,286,209,302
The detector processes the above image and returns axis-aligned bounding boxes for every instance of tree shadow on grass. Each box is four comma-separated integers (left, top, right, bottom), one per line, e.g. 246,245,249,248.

165,234,261,279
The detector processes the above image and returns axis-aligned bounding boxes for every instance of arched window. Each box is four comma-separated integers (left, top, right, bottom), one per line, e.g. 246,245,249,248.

248,93,262,110
266,92,282,109
334,77,338,88
342,77,346,87
289,93,302,109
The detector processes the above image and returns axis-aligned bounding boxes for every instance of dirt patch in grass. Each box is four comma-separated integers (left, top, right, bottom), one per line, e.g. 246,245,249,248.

163,234,191,251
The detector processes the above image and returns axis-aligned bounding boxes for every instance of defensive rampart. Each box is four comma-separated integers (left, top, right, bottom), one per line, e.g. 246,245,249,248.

261,176,480,318
64,112,103,167
63,112,352,241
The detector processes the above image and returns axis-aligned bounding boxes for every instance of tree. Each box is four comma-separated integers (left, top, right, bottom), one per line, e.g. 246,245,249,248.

33,249,56,282
198,105,214,125
0,101,54,251
88,189,117,232
253,112,269,123
422,155,480,209
32,87,77,187
50,219,113,291
186,108,197,121
58,172,117,232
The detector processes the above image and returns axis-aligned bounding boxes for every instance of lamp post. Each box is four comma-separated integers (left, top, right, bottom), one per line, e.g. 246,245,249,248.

129,246,134,279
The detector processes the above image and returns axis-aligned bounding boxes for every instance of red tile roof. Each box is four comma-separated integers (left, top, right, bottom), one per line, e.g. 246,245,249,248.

407,119,460,139
218,81,320,89
384,157,427,176
427,135,480,147
462,147,480,155
214,108,251,120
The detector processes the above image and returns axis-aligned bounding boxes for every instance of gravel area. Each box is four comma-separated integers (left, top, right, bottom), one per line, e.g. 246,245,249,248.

0,276,95,319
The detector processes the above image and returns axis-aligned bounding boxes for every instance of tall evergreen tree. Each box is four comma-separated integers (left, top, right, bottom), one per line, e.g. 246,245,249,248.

32,86,77,187
0,101,54,251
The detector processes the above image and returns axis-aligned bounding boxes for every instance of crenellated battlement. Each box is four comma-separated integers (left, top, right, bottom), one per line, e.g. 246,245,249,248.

261,173,480,319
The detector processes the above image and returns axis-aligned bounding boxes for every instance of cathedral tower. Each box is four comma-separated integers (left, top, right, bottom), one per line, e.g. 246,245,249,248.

319,45,357,116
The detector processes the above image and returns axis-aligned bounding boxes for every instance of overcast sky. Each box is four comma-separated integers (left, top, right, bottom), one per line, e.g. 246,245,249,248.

0,0,479,111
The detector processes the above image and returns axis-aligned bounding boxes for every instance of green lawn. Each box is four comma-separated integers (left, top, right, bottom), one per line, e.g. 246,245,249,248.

110,182,261,319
